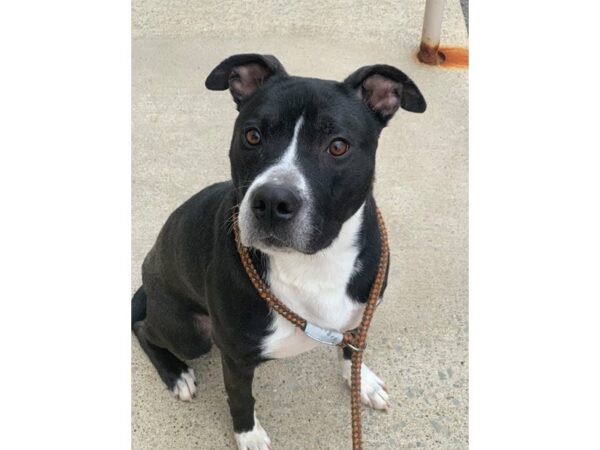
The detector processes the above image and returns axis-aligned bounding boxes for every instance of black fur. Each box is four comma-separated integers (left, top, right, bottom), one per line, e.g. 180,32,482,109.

131,285,147,328
132,53,425,436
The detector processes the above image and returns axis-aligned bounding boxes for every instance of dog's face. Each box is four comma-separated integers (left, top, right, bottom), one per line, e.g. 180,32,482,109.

206,54,426,254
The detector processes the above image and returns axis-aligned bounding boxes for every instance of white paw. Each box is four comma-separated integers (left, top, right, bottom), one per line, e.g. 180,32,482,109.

234,413,272,450
170,367,196,402
341,361,390,410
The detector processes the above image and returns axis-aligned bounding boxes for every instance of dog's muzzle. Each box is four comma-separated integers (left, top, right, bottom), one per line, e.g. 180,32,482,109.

238,180,313,253
250,183,302,228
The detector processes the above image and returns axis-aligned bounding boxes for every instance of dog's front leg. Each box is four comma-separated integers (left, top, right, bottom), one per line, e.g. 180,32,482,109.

221,354,272,450
338,347,390,411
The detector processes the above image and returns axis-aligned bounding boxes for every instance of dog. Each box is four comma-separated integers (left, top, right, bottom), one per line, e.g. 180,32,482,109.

132,53,426,449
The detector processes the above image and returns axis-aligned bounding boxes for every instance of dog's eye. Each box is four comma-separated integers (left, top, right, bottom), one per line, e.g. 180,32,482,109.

244,128,262,146
328,139,349,157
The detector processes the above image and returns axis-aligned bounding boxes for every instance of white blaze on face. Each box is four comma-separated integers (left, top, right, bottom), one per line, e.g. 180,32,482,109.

238,116,312,251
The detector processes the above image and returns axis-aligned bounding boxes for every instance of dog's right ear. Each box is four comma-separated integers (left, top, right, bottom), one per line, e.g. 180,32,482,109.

205,54,288,107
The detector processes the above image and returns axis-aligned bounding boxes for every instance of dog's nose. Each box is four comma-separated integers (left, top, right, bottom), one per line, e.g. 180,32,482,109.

251,183,301,225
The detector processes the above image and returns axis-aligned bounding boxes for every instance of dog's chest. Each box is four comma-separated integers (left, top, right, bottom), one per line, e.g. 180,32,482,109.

261,207,365,359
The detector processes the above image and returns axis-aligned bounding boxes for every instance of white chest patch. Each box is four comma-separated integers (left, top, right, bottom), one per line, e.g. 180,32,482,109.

261,204,366,359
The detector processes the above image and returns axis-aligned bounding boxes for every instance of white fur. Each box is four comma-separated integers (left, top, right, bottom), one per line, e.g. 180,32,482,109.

238,116,313,251
234,412,272,450
170,367,196,402
339,352,390,410
261,204,366,359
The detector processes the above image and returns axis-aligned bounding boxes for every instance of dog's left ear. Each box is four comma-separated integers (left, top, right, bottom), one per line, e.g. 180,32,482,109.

205,53,288,107
344,65,426,124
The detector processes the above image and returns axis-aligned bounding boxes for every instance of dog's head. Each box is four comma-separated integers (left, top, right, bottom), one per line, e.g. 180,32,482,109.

206,53,426,255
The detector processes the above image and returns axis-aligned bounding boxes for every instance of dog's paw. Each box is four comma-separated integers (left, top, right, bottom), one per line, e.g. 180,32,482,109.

342,362,390,411
170,367,196,402
234,414,272,450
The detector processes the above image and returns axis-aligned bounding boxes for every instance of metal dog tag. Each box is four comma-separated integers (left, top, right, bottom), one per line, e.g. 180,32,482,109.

304,322,344,346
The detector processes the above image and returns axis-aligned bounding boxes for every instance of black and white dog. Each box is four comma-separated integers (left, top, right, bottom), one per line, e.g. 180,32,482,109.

132,53,426,449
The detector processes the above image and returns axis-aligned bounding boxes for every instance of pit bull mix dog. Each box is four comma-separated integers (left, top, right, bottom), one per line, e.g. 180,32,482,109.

132,53,426,449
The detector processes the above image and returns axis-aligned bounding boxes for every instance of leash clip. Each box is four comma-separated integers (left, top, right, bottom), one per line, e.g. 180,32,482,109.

344,329,367,352
346,341,367,353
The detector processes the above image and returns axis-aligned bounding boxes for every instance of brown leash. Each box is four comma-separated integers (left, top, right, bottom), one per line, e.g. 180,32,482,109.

233,208,389,450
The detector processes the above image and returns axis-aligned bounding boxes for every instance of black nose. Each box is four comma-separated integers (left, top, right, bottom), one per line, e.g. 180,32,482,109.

251,183,301,226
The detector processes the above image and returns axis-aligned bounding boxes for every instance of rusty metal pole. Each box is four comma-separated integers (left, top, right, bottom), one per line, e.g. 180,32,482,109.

417,0,447,65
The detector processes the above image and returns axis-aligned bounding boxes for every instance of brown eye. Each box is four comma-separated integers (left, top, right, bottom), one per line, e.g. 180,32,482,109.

328,139,349,157
244,128,262,146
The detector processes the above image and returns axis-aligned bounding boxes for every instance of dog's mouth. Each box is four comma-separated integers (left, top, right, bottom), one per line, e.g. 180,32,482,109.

252,231,301,254
239,222,315,255
260,234,289,249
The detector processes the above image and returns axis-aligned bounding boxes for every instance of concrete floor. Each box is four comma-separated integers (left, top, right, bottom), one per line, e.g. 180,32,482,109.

132,1,468,448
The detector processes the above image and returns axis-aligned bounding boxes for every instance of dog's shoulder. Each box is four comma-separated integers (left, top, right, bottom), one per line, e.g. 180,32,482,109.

346,195,389,303
143,181,236,293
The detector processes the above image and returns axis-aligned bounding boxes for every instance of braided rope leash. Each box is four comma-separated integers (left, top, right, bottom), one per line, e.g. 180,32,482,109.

233,208,389,450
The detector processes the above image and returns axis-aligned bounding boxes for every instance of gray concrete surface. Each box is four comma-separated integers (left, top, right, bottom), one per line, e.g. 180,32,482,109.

132,1,468,448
